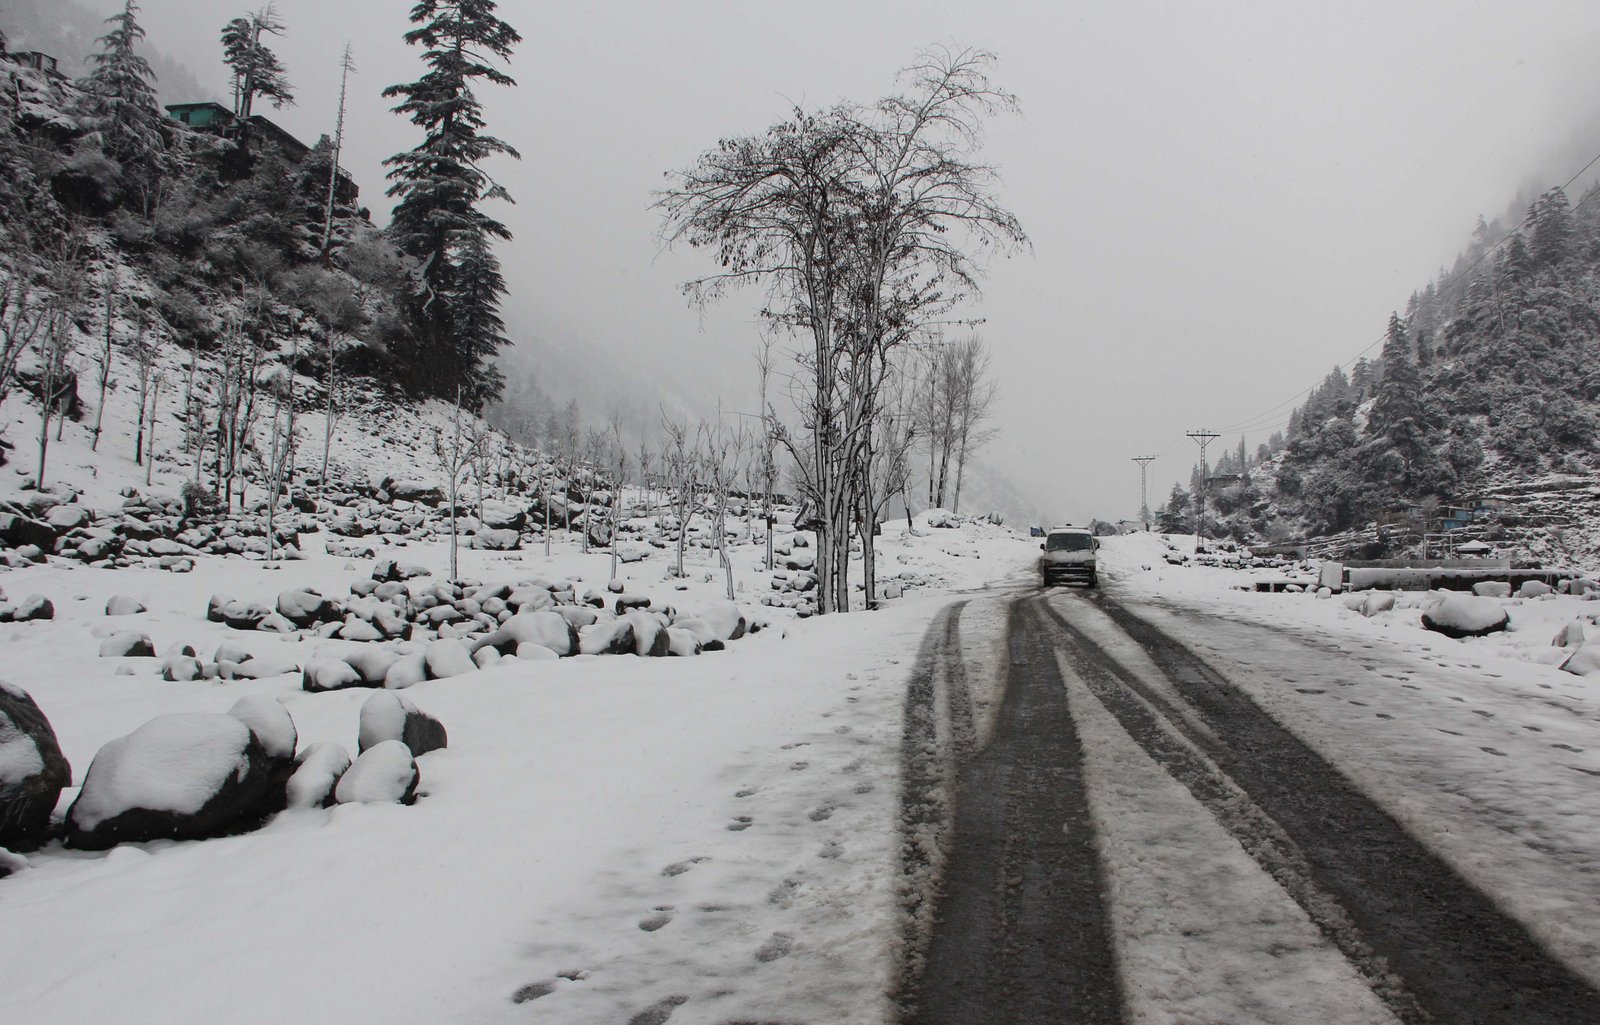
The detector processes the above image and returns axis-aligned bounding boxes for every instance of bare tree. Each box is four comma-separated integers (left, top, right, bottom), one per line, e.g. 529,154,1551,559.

0,271,54,419
659,414,700,578
320,43,356,261
433,391,488,582
948,336,999,513
659,46,1024,613
261,360,297,564
700,417,747,601
144,370,165,487
90,273,116,452
34,305,76,490
130,314,159,466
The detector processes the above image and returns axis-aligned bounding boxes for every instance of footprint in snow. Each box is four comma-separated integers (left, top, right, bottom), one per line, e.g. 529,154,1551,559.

627,995,688,1025
833,724,852,734
754,932,795,962
1473,709,1494,718
1437,728,1463,736
510,981,555,1004
1349,700,1369,707
819,839,843,859
728,816,753,831
790,761,810,771
808,805,834,822
780,742,810,750
1481,747,1507,757
1376,713,1394,720
1553,743,1584,753
1295,688,1325,695
1522,725,1543,732
853,781,874,795
662,858,709,877
638,907,675,932
734,786,759,798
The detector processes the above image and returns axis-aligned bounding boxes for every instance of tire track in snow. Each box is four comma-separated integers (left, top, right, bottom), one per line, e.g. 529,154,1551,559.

1041,591,1600,1025
899,599,1123,1025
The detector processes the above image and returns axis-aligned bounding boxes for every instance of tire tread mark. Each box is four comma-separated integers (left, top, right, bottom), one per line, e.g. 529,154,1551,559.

1046,592,1600,1025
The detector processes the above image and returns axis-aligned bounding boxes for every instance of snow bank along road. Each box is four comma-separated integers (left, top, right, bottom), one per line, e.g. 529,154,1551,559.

899,586,1600,1025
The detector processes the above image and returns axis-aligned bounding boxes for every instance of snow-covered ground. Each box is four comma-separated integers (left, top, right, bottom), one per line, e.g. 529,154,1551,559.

0,513,1036,1025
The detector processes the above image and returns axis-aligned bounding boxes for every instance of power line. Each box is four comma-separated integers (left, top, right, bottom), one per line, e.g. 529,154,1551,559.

1186,430,1219,545
1131,455,1156,529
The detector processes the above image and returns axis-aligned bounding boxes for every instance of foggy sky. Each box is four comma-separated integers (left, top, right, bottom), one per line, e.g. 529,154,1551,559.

76,0,1600,524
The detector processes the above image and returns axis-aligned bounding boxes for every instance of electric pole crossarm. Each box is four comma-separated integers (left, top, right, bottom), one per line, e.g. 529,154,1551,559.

1186,430,1220,548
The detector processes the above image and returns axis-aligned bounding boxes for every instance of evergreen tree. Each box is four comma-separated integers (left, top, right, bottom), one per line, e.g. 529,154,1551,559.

1363,312,1434,497
1499,232,1531,290
1414,329,1432,369
222,6,295,118
74,0,168,212
1350,356,1373,398
1529,187,1573,271
383,0,522,407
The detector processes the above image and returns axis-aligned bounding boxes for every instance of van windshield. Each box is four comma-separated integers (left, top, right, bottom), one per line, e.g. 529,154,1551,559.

1046,533,1094,551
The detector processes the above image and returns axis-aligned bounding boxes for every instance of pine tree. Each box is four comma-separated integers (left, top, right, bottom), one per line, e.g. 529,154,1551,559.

1529,187,1573,271
74,0,168,211
383,0,522,408
1350,356,1373,398
222,6,295,119
1364,312,1434,497
1499,232,1531,290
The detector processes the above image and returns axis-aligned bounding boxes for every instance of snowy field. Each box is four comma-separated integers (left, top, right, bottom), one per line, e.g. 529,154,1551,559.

0,512,1035,1025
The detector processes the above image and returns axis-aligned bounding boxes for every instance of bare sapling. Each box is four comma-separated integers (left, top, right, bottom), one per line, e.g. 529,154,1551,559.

131,315,157,465
433,391,488,582
90,273,115,452
145,371,164,487
660,414,699,578
700,418,747,601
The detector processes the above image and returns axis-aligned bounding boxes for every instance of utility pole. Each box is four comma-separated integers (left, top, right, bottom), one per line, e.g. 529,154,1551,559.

1131,456,1156,530
1186,430,1219,549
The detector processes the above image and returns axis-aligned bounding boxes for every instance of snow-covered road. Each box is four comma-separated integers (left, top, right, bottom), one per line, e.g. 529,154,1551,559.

905,566,1600,1024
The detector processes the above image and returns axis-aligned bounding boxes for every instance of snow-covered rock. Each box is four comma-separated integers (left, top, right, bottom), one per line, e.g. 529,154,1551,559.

285,742,351,810
1559,643,1600,678
344,646,402,687
1420,594,1510,639
424,638,476,679
1471,581,1512,599
358,692,447,757
1552,620,1589,648
14,595,53,622
0,680,71,851
226,696,297,760
99,631,155,658
472,610,577,658
1360,592,1396,617
161,656,206,682
473,527,520,551
302,657,363,693
276,589,335,627
1519,580,1554,599
64,713,272,850
696,601,748,642
334,740,418,805
105,595,147,616
383,653,427,690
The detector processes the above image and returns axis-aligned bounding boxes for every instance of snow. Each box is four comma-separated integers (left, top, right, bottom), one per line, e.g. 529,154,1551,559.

0,506,1029,1024
65,713,256,831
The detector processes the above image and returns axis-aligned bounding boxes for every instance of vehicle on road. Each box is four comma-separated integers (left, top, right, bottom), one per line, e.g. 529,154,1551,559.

1040,525,1098,587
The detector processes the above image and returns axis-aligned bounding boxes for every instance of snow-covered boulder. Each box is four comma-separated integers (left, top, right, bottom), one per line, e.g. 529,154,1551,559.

479,499,525,530
1360,592,1396,617
45,504,88,532
344,646,402,687
286,742,351,809
105,595,146,616
1471,581,1512,599
613,592,651,614
473,527,520,551
225,656,301,681
472,611,578,658
358,692,447,757
100,631,155,658
276,589,335,628
1552,620,1589,648
334,741,418,805
665,627,702,657
1518,580,1554,599
227,696,298,815
515,642,559,661
1559,643,1600,678
302,657,363,693
14,595,53,622
1421,594,1509,639
579,618,636,656
696,601,748,642
383,653,427,690
161,656,206,682
623,610,671,657
221,601,271,631
424,638,476,679
64,713,273,850
0,681,72,851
